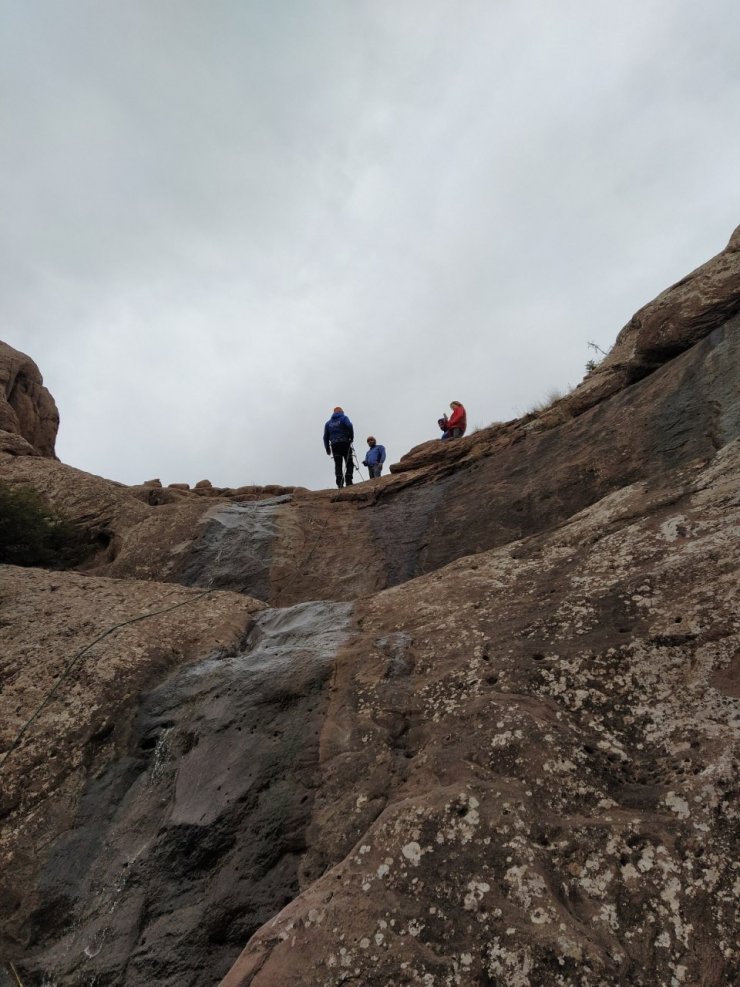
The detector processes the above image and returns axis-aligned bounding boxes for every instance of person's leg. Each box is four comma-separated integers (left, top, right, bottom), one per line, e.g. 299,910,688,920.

369,464,382,478
441,430,451,441
332,451,344,487
344,448,354,485
451,427,463,438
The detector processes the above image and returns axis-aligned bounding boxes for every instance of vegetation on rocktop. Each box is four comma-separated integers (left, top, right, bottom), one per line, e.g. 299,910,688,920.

0,484,92,568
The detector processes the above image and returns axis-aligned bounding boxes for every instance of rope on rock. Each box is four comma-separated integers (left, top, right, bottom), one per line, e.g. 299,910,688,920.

0,589,214,777
8,961,26,987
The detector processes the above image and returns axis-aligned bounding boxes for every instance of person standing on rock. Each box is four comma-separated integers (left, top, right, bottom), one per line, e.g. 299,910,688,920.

323,406,355,488
362,436,386,478
439,400,467,440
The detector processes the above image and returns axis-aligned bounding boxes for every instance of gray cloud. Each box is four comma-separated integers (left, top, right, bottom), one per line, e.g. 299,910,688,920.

2,0,739,489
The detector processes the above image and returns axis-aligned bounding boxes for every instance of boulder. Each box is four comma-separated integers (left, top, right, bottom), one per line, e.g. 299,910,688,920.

0,340,59,457
558,222,740,419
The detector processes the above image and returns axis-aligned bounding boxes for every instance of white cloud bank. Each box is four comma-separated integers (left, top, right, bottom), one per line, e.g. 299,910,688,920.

1,0,739,488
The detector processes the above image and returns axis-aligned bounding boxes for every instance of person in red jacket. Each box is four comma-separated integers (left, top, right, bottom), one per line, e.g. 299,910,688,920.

439,400,466,440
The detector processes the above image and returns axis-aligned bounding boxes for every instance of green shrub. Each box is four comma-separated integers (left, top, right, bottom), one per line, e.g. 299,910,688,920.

0,484,92,568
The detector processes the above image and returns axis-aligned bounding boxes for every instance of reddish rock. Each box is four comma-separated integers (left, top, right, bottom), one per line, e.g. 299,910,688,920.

0,340,59,457
1,229,739,987
558,222,740,420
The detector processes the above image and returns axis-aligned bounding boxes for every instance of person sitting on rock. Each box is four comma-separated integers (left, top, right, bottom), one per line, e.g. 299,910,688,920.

323,406,355,488
439,400,466,440
362,436,386,478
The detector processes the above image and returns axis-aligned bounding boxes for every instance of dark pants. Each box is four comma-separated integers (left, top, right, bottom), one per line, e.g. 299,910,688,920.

368,463,383,478
331,441,353,487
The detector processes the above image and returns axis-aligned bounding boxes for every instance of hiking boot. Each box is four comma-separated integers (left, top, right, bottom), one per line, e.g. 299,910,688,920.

345,478,353,486
336,478,344,488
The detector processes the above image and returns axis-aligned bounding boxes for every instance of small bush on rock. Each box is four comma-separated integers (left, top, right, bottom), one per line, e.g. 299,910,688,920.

0,484,91,568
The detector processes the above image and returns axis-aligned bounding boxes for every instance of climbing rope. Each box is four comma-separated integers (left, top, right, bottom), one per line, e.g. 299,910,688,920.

350,444,365,481
8,960,26,987
0,589,214,776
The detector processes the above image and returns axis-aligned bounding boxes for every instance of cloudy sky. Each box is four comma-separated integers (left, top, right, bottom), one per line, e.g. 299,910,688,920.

2,1,739,490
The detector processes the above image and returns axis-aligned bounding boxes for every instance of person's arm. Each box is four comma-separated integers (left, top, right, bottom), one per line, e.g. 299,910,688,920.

323,424,331,454
448,406,464,429
379,445,386,463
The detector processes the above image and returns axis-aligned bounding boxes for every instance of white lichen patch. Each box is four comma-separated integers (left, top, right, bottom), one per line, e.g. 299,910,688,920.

659,515,691,541
598,903,619,931
491,728,523,749
401,841,423,865
504,864,548,909
377,858,392,879
437,793,481,845
578,855,614,898
486,939,534,987
637,847,656,873
664,791,690,819
463,879,491,911
530,907,551,925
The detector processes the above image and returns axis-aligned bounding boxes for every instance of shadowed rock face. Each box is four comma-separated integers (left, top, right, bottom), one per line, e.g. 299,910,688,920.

0,228,739,987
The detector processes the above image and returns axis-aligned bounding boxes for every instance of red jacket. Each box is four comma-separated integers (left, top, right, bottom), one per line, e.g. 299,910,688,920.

447,404,466,434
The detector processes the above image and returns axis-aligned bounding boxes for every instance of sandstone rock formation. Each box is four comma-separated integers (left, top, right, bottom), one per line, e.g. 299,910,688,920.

0,227,738,987
0,340,59,457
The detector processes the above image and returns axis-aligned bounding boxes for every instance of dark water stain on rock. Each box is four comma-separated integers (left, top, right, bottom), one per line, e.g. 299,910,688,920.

178,497,293,600
20,601,353,987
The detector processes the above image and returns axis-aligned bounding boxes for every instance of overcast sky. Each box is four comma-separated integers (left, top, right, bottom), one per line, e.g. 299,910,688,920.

2,1,739,490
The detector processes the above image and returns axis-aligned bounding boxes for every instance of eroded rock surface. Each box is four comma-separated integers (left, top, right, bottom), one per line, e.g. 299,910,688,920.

220,439,739,987
1,230,739,987
3,597,351,986
0,569,265,965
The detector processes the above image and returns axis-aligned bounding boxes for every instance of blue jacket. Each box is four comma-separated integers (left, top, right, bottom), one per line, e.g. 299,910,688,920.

323,412,354,452
364,444,386,466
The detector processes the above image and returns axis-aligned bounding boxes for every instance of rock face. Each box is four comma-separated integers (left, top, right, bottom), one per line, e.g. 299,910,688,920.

0,340,59,457
221,442,739,987
0,228,739,987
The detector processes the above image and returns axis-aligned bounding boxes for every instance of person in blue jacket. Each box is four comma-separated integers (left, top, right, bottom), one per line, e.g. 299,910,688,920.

362,436,386,478
323,406,354,488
